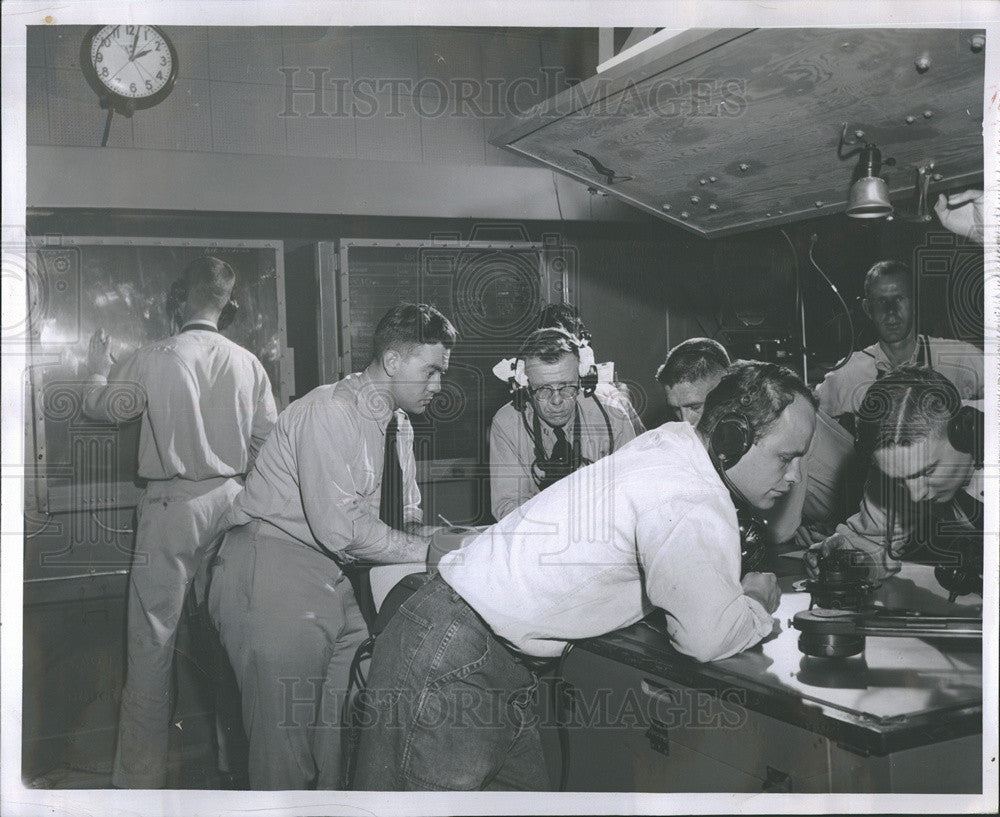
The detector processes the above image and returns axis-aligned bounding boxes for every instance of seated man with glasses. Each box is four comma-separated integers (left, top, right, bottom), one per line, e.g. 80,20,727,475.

489,327,637,521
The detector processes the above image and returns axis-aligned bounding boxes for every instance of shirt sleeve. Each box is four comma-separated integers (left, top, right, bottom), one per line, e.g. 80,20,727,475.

294,402,428,565
832,470,908,581
609,398,637,449
82,350,147,423
638,496,774,662
249,362,278,469
489,409,536,522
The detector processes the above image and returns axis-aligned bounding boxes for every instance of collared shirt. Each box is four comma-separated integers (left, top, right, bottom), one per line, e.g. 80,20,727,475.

83,328,276,481
489,390,637,521
816,335,983,423
230,371,422,563
442,422,773,661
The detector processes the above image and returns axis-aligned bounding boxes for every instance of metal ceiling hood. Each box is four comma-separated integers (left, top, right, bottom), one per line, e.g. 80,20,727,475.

489,28,985,238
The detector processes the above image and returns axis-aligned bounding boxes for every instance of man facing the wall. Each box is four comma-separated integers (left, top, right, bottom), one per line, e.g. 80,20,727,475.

83,256,277,789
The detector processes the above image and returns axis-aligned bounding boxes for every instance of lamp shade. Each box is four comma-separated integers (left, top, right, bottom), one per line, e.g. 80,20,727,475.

846,176,893,218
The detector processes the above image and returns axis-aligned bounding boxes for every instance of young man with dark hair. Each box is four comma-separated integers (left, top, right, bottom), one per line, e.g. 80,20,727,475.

815,260,982,435
83,256,277,788
209,302,457,789
356,361,817,791
655,337,731,425
806,367,984,585
489,327,636,521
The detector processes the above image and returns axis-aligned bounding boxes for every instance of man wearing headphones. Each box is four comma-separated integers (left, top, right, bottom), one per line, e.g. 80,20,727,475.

806,367,984,592
655,338,856,542
537,303,645,435
489,327,637,522
82,256,277,788
209,302,456,789
355,361,816,791
815,260,982,436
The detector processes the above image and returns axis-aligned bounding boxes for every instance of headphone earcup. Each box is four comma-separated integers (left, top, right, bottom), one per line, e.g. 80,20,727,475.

218,297,239,330
948,406,984,461
580,367,598,397
511,382,528,412
711,414,753,469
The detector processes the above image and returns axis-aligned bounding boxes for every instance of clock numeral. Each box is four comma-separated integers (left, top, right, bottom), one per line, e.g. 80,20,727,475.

155,42,161,51
130,82,137,93
156,71,163,80
101,67,109,77
145,80,153,91
126,25,136,36
95,51,103,63
160,56,167,66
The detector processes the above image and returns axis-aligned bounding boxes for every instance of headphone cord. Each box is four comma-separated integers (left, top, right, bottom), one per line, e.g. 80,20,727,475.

808,235,855,372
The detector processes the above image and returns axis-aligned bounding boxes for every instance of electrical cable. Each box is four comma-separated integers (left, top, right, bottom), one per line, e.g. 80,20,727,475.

779,228,809,385
807,234,855,372
91,512,134,535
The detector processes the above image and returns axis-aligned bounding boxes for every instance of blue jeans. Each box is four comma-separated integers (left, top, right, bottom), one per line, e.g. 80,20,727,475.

354,574,551,791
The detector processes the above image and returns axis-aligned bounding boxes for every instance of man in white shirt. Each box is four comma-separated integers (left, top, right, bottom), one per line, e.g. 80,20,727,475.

355,361,816,791
815,260,982,436
655,338,855,542
209,302,456,789
806,367,983,592
83,256,277,788
489,327,636,521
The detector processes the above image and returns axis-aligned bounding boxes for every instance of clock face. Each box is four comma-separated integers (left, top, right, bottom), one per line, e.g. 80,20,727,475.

85,25,177,104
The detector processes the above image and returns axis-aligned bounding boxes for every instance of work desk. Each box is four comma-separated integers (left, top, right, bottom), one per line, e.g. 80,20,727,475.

558,556,983,792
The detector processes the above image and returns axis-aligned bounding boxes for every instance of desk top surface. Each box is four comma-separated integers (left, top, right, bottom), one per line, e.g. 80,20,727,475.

581,556,982,749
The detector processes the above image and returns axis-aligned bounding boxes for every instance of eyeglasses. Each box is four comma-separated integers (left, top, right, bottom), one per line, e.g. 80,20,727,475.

530,382,580,402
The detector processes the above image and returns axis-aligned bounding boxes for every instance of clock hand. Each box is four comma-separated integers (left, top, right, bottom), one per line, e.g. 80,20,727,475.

129,29,140,60
132,48,153,60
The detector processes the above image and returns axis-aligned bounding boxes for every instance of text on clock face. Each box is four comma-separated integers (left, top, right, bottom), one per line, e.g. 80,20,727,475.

90,25,173,98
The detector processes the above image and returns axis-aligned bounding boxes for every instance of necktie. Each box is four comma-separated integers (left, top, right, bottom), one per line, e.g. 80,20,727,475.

550,424,571,468
380,414,405,531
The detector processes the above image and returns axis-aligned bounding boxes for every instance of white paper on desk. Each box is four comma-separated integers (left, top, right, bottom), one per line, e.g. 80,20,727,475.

370,562,425,612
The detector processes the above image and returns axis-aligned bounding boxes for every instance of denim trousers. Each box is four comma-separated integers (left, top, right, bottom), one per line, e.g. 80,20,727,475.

354,573,551,791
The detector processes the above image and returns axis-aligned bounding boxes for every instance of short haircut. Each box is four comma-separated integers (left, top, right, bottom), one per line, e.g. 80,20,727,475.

518,327,579,364
697,360,818,441
855,366,959,454
656,338,731,387
183,256,236,312
863,259,912,299
538,303,589,340
372,302,457,360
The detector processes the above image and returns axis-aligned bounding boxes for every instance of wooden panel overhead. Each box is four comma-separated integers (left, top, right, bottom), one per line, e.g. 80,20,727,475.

489,28,985,238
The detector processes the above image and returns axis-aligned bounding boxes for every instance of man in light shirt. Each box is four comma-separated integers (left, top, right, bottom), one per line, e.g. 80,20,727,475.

355,361,817,791
489,327,636,522
83,256,277,789
656,338,855,543
815,260,982,436
806,367,984,590
209,302,456,789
